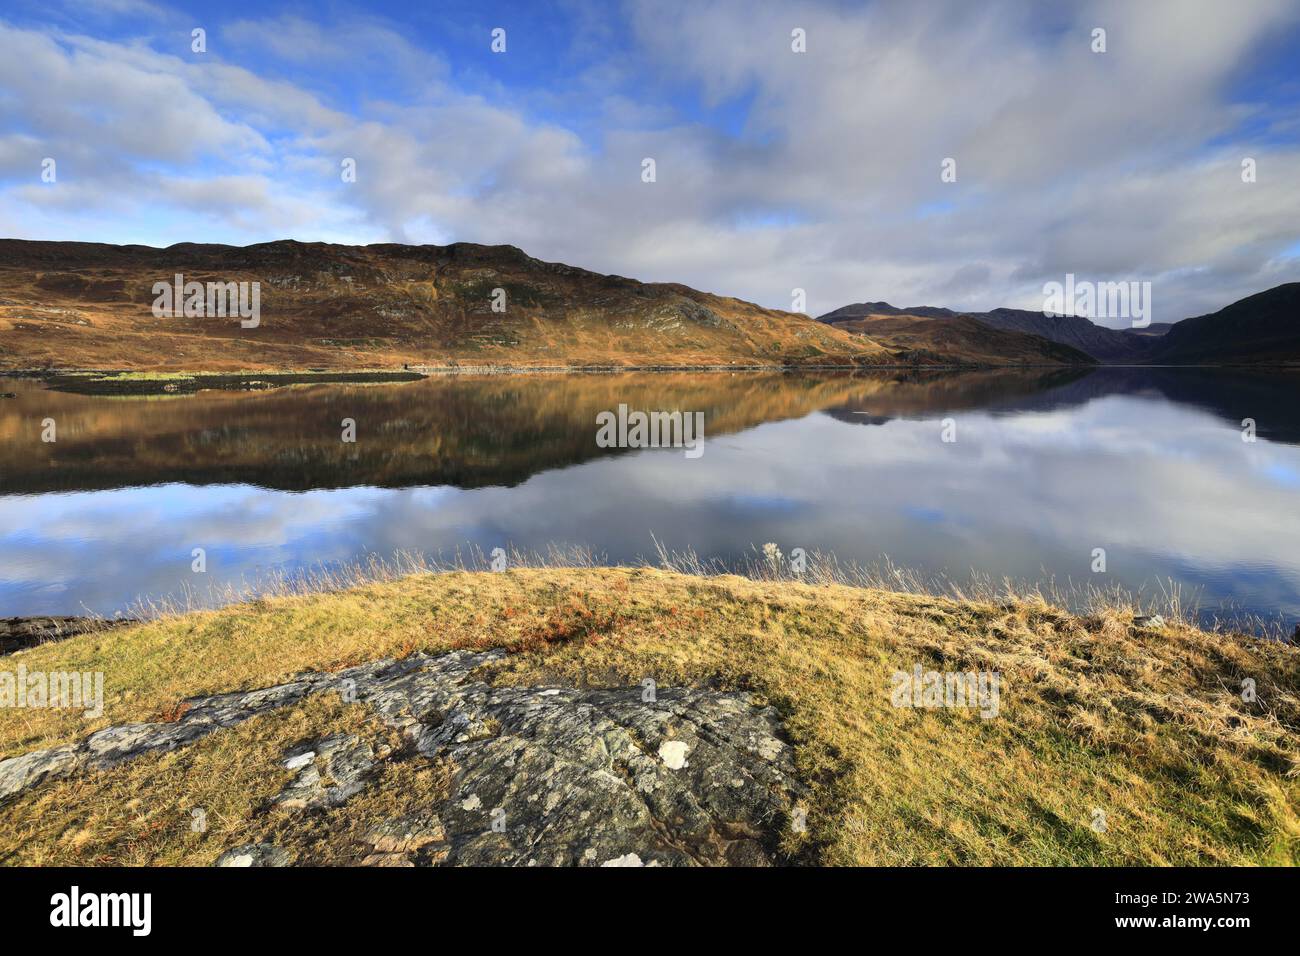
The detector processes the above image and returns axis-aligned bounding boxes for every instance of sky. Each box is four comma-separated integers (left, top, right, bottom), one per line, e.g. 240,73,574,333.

2,0,1300,324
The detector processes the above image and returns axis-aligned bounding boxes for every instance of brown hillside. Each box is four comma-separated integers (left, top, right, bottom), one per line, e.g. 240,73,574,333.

0,239,892,371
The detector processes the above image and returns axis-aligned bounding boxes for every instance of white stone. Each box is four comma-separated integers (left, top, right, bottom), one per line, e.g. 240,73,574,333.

658,740,689,770
284,751,316,770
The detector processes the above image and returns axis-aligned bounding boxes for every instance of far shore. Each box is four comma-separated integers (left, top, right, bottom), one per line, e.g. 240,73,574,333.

3,360,1295,395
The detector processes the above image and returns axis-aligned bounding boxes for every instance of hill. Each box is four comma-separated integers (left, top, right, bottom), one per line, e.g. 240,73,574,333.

0,565,1295,865
0,239,891,371
820,302,1153,363
966,308,1154,363
823,311,1096,365
822,284,1300,365
1151,283,1300,365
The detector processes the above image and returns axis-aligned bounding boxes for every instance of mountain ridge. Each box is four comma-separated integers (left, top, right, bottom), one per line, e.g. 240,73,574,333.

1150,283,1300,365
0,238,893,371
819,284,1300,365
820,312,1097,366
5,238,1295,369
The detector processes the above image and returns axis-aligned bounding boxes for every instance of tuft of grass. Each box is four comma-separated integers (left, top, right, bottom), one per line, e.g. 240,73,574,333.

1,565,1296,866
109,540,1280,638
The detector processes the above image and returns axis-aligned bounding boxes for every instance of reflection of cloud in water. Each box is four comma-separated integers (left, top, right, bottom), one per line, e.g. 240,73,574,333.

1,389,1298,624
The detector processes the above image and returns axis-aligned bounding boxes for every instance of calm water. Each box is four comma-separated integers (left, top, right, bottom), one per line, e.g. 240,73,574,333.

1,367,1298,630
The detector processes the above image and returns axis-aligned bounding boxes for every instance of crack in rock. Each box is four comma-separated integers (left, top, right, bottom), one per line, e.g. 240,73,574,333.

1,649,806,866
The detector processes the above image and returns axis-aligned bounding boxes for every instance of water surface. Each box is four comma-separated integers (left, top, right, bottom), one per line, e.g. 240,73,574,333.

1,368,1297,630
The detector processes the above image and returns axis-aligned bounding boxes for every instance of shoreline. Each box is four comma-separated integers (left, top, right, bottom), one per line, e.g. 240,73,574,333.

5,552,1294,646
4,361,1296,395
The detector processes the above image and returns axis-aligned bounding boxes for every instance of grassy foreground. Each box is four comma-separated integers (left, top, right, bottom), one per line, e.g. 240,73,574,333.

1,567,1297,866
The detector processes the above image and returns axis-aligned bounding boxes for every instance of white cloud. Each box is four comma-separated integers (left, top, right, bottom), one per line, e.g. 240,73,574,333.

2,0,1299,322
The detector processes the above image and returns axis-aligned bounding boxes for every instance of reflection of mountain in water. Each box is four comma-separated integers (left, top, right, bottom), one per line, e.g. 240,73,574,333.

0,372,871,494
3,367,1299,496
824,367,1300,444
821,367,1093,426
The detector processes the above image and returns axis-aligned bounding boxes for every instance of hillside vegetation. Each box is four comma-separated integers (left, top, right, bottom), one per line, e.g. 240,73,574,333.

1,567,1295,866
0,239,890,371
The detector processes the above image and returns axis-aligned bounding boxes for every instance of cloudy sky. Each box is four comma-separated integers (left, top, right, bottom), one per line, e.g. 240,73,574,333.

3,0,1299,324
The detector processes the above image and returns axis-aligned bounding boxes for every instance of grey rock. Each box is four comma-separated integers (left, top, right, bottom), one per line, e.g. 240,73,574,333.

0,744,83,801
272,734,377,810
366,651,804,866
3,649,806,866
214,844,293,867
284,750,316,770
1,616,136,656
0,671,351,805
86,720,210,766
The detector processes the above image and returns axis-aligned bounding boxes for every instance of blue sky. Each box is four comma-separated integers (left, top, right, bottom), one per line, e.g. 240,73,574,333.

2,0,1299,322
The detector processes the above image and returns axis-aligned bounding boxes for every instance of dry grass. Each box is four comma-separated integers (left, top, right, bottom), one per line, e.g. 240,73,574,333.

2,565,1297,866
0,696,438,866
0,239,893,372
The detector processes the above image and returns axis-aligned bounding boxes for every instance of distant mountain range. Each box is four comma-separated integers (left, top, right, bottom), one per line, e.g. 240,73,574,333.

818,283,1300,366
1,238,1295,369
821,312,1096,365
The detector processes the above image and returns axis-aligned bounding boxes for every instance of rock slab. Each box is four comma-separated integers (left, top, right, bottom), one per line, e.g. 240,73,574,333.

1,649,806,866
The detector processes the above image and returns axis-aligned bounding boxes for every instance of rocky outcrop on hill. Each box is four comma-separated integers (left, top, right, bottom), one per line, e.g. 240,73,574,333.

1,616,135,655
0,649,806,866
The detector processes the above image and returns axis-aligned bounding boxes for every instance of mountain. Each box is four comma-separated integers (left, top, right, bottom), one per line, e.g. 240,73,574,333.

0,239,890,371
1149,283,1300,365
820,301,1150,362
969,308,1157,363
822,284,1300,365
822,311,1097,366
